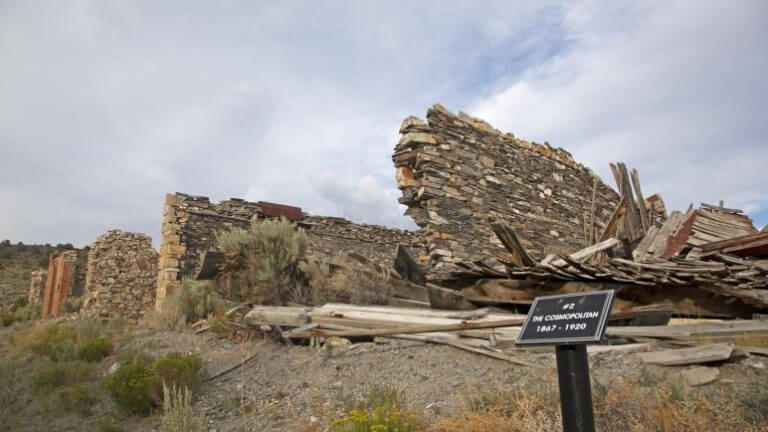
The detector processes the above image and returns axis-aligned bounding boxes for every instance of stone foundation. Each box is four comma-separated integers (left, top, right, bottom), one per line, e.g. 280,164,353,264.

82,230,158,320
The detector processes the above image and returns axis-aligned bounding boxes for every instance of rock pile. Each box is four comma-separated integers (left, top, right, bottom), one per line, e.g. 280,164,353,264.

393,104,620,283
82,230,158,320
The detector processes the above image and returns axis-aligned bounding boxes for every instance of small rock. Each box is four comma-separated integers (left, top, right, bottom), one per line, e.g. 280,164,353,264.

748,361,765,370
104,361,122,377
681,366,719,386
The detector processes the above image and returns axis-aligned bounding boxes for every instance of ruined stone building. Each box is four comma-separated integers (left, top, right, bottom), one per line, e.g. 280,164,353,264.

155,193,421,306
26,103,628,316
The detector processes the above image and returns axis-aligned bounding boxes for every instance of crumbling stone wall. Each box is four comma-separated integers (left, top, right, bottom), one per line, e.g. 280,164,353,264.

301,215,420,265
393,104,620,283
28,269,46,305
82,230,158,320
156,193,422,307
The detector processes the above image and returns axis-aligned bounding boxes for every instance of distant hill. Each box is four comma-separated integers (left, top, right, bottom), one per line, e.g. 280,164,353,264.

0,240,79,307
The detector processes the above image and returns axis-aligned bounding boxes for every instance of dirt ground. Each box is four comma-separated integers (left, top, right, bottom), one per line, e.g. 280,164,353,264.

2,324,767,431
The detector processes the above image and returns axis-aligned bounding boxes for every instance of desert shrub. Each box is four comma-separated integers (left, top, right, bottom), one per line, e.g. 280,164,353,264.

151,352,205,403
78,338,113,362
56,383,99,416
331,386,421,432
141,279,228,331
12,322,79,361
61,296,84,313
215,218,308,304
30,361,94,392
10,297,29,312
160,382,207,432
103,357,155,414
104,352,206,415
12,302,40,321
741,380,768,424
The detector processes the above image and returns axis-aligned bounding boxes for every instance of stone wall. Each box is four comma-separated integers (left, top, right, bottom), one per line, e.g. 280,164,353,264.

28,269,46,305
156,193,422,307
393,104,620,283
82,230,158,320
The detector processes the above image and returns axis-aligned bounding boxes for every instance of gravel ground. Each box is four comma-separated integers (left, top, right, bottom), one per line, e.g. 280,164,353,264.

4,324,766,432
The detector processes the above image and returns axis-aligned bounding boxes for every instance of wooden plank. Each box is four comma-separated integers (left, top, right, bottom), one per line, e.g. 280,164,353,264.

288,317,527,339
315,303,493,320
700,202,744,214
647,211,685,258
619,163,643,240
631,168,650,231
598,196,628,242
633,226,659,261
555,238,621,266
387,333,544,368
243,306,310,327
490,221,537,267
637,343,733,366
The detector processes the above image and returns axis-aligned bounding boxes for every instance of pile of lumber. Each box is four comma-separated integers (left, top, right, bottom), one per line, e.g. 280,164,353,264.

448,163,768,319
229,302,768,371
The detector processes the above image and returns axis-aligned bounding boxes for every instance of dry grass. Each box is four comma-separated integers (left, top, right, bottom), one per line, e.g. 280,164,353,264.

303,256,394,306
429,375,763,432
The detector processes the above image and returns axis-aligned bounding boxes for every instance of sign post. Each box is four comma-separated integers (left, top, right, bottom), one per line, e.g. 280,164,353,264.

516,290,615,432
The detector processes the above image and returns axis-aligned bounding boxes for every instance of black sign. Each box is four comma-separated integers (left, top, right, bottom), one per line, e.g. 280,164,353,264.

516,290,615,346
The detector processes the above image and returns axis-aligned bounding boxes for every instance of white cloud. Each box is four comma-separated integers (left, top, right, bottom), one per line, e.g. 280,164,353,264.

470,0,768,226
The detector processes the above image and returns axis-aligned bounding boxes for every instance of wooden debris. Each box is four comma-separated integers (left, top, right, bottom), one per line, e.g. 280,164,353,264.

490,221,537,267
638,343,734,366
243,306,310,327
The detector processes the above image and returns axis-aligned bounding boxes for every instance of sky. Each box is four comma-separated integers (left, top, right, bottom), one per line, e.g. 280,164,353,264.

1,0,766,248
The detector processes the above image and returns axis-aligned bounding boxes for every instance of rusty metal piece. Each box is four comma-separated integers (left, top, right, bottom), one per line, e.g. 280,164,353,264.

258,201,303,221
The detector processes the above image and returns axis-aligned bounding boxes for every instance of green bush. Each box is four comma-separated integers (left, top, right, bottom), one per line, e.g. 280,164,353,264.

78,338,113,362
160,383,207,432
215,218,308,304
151,352,205,403
104,352,206,415
103,358,155,415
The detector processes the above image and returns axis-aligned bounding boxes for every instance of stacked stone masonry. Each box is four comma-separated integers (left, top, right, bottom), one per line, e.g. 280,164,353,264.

393,104,620,283
82,230,158,320
156,193,422,306
27,269,46,305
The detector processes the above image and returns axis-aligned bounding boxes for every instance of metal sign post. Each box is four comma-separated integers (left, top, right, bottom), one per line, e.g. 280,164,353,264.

516,290,615,432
